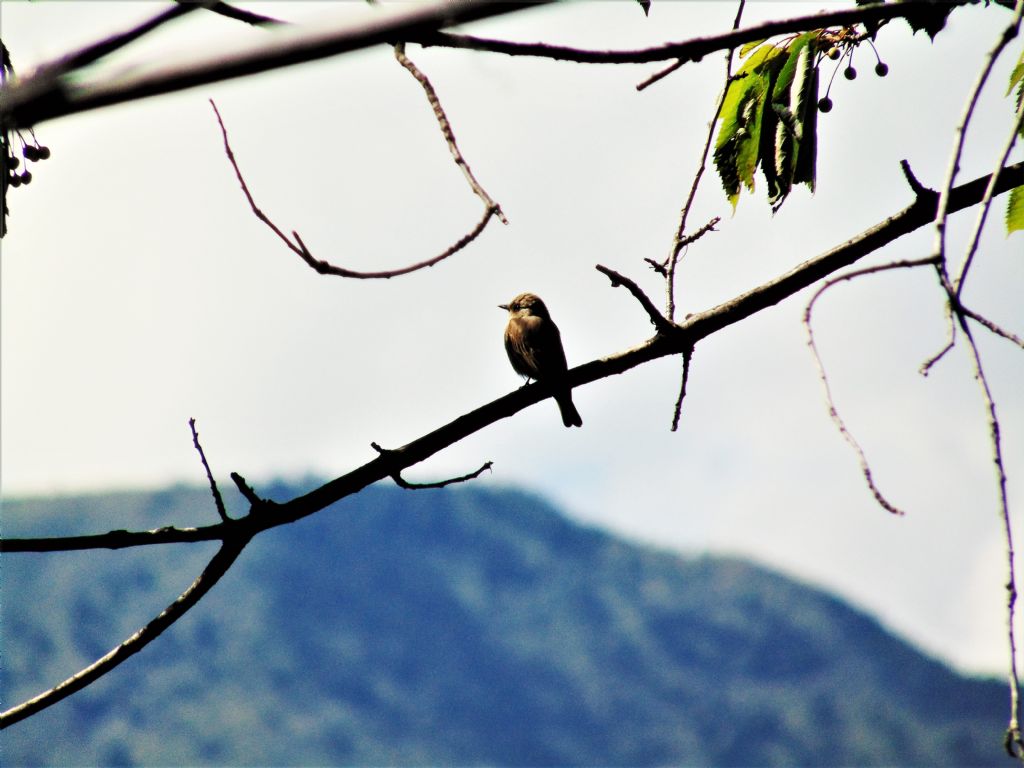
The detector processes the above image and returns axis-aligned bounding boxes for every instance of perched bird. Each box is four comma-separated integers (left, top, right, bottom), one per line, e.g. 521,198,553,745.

499,292,583,428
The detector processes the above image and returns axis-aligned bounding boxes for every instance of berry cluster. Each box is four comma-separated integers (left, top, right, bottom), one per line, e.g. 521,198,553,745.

4,134,51,188
815,31,890,114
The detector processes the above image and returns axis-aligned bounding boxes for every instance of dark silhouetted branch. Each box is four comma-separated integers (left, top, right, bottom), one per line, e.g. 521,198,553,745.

211,99,502,279
0,536,250,729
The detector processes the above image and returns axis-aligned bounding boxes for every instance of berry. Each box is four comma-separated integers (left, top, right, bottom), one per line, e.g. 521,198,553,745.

875,62,889,77
844,66,857,80
37,145,51,160
817,97,833,113
20,170,32,184
8,174,21,187
23,145,38,161
8,155,19,169
827,47,841,61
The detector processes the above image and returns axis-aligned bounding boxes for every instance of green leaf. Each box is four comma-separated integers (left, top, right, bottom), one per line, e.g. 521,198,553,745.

765,32,819,208
1009,49,1024,139
1007,49,1024,97
714,42,789,209
739,39,767,59
1008,185,1024,236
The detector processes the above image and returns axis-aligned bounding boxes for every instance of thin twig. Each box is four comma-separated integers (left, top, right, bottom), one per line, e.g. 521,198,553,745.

210,100,500,279
59,3,199,73
0,537,250,729
955,62,1024,299
394,43,507,225
932,0,1024,268
3,162,1021,555
919,338,956,376
180,0,287,27
595,264,676,334
955,313,1023,758
666,0,745,322
189,417,229,522
371,442,492,489
230,472,263,506
959,305,1024,350
636,59,684,91
415,2,957,64
670,346,693,432
803,257,943,516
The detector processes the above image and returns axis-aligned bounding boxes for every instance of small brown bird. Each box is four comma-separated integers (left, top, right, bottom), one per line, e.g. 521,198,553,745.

499,292,583,428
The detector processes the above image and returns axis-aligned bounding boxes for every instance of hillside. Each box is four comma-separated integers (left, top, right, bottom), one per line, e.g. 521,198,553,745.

2,482,1006,765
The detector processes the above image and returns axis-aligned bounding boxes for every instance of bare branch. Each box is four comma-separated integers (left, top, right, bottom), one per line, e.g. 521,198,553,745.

919,338,955,376
189,417,229,522
960,305,1024,350
1,1,549,130
0,536,250,729
211,100,500,279
415,1,959,64
394,43,507,225
932,0,1024,270
663,0,744,322
595,264,676,335
803,257,943,516
180,0,287,27
371,442,493,489
955,69,1024,299
635,59,683,92
4,161,1020,555
955,313,1022,759
58,3,199,73
670,347,693,433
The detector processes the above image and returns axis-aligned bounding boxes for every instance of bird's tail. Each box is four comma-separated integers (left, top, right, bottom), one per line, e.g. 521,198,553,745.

556,393,583,428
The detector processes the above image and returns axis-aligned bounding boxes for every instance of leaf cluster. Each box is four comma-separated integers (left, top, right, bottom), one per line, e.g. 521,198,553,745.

714,32,821,212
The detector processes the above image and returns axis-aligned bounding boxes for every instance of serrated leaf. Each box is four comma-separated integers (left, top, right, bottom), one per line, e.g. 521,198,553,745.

1007,49,1024,97
1009,49,1024,139
714,74,769,208
1008,185,1024,235
739,39,767,59
766,32,818,208
714,42,789,209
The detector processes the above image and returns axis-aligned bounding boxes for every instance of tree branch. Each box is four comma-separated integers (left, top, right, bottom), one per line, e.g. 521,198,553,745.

0,536,251,729
414,1,968,64
595,264,675,335
371,442,493,489
0,0,550,130
4,161,1020,554
211,100,501,279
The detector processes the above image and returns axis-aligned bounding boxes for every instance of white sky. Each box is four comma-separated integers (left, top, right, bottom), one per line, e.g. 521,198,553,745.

2,2,1022,677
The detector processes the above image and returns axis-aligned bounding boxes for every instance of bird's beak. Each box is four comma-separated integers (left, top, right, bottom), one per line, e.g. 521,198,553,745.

498,304,509,311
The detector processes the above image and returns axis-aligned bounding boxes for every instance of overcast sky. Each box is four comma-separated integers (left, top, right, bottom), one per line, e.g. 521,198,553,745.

2,2,1022,677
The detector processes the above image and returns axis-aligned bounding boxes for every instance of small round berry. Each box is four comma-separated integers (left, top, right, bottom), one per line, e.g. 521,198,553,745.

827,47,841,61
8,155,19,169
817,97,833,113
875,62,889,77
37,145,51,160
23,145,38,161
20,170,32,184
8,174,22,187
844,66,857,80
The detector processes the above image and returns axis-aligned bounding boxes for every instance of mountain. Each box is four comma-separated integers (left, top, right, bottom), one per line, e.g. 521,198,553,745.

1,481,1007,765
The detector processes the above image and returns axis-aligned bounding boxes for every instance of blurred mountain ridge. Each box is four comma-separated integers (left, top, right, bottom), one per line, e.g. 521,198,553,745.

2,481,1006,766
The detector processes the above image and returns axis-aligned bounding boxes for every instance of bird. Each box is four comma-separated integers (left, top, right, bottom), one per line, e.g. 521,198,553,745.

499,292,583,428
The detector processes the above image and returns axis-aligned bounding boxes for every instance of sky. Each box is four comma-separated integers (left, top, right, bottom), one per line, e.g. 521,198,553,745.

2,2,1022,677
